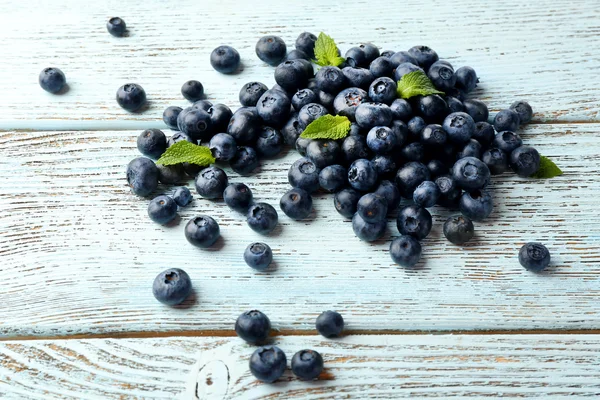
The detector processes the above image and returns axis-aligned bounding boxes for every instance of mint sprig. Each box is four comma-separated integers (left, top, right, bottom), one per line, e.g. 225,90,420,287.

156,141,215,167
531,156,563,179
313,32,345,67
396,71,444,99
300,114,351,140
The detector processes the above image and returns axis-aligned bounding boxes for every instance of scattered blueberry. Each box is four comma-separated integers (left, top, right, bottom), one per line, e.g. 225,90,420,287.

493,131,523,154
247,203,279,234
291,350,324,381
210,45,241,74
455,66,478,92
249,346,287,383
286,49,309,60
395,161,430,198
493,109,521,132
295,32,317,59
223,182,253,212
257,90,291,128
255,126,284,158
389,235,422,267
208,103,233,133
510,100,533,124
482,148,509,175
147,195,178,225
357,193,388,223
244,243,273,271
177,107,212,141
352,213,386,241
451,156,490,190
348,158,378,191
194,166,228,199
137,129,167,159
39,67,66,94
519,242,551,272
239,82,268,107
163,106,182,130
230,146,259,175
510,146,541,177
209,133,237,162
463,99,489,123
408,45,439,70
472,121,495,147
256,35,287,66
397,205,432,240
280,187,313,220
157,164,186,184
106,17,126,37
126,157,159,197
428,62,456,91
319,165,348,192
334,187,362,218
413,180,441,208
172,187,192,207
275,60,309,91
443,112,475,144
227,108,261,144
184,215,220,248
443,215,475,245
288,157,320,193
459,190,493,221
152,268,192,306
116,83,146,112
373,180,401,211
316,310,344,338
181,80,204,101
236,310,271,343
191,100,213,111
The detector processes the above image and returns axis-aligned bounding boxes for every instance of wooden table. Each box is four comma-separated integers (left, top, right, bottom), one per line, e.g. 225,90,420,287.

1,0,599,398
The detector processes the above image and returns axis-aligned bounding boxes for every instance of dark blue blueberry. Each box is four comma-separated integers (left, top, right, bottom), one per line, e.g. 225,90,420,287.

209,133,237,162
256,35,286,66
315,66,347,94
181,80,204,102
184,215,220,248
288,157,320,193
389,51,418,68
286,49,309,61
282,114,303,145
510,100,534,124
334,188,361,218
106,17,126,37
435,175,462,208
482,148,508,175
227,108,261,144
369,56,395,78
257,90,291,128
390,99,413,122
367,126,396,154
408,45,439,71
446,96,465,113
223,183,253,212
342,135,371,165
255,126,284,158
244,243,273,271
432,59,453,69
519,243,551,272
319,165,347,192
407,116,426,140
451,156,490,191
357,193,388,223
227,147,258,175
428,62,456,91
172,187,192,207
371,155,397,179
510,146,541,177
195,166,228,199
250,346,287,383
39,67,66,94
472,121,495,148
298,103,328,129
236,310,271,343
493,109,521,132
457,139,482,160
400,142,425,162
191,100,213,111
210,45,240,74
413,180,440,208
493,131,523,154
443,112,475,144
342,67,375,90
116,83,146,112
463,99,489,123
390,120,408,148
167,132,194,147
182,162,202,178
443,215,474,245
177,107,212,141
295,137,311,156
345,46,368,67
152,268,192,306
395,161,430,198
239,82,268,107
316,89,335,111
389,235,422,267
126,157,159,197
292,350,324,381
394,62,424,81
275,60,309,91
208,103,233,133
316,310,344,337
380,50,395,58
353,213,386,241
157,164,186,184
355,103,393,130
333,87,369,121
368,77,397,105
292,89,318,112
295,32,317,58
295,58,315,79
359,43,380,64
137,129,167,159
420,124,447,147
163,106,182,130
306,140,341,169
147,195,178,224
460,189,493,221
426,159,448,178
348,159,378,191
247,202,279,235
417,94,448,123
374,180,401,211
280,187,313,220
397,205,432,240
455,66,478,93
271,83,296,98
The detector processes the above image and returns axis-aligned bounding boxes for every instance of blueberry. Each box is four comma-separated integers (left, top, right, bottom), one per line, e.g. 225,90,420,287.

163,106,182,130
442,112,475,144
407,116,426,140
459,189,493,221
244,243,273,271
389,235,422,267
292,350,324,380
333,87,369,121
116,83,146,112
223,183,253,212
413,180,440,208
397,205,432,239
126,157,159,197
317,90,335,111
195,166,228,199
208,133,237,162
510,146,541,177
147,195,177,225
457,139,483,160
191,100,213,111
367,77,397,105
352,213,386,242
417,94,448,123
361,43,381,62
255,127,284,158
455,66,478,93
472,121,495,148
446,96,465,113
288,157,320,192
420,124,447,147
452,156,490,190
271,83,296,99
295,137,311,156
184,215,220,248
172,187,192,207
236,310,271,343
280,187,313,220
493,131,523,153
257,90,291,128
275,60,309,92
400,142,425,162
482,148,508,175
435,175,462,207
373,180,401,211
256,35,286,66
357,193,388,223
408,45,439,71
295,32,317,59
210,45,240,74
369,56,395,78
106,17,126,37
152,268,192,306
519,242,551,272
237,82,267,107
366,126,396,155
389,51,419,68
137,129,167,159
428,63,456,91
181,80,204,102
463,99,489,123
177,107,212,141
319,165,347,192
394,62,424,81
227,108,261,144
342,67,375,90
292,89,318,112
355,103,393,130
315,66,347,94
348,159,378,191
247,203,279,234
342,135,371,165
229,147,259,176
298,103,328,129
208,103,233,133
286,49,309,61
443,215,475,245
316,310,344,337
390,99,413,122
493,109,521,132
395,161,430,198
426,159,448,178
510,100,533,124
390,120,408,148
345,46,368,67
39,67,66,94
249,346,287,383
183,163,202,178
282,114,303,145
167,132,195,147
333,187,361,218
157,164,186,184
380,50,395,58
306,140,341,169
371,154,397,179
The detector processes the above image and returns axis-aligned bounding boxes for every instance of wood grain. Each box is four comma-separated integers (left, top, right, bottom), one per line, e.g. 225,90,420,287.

0,0,599,130
1,334,599,399
1,124,598,337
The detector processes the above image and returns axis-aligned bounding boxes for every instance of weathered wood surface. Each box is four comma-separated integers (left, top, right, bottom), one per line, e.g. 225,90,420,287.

0,0,599,130
1,124,598,337
1,335,599,399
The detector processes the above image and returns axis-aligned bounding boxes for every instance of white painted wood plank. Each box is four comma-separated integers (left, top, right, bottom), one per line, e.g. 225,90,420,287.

0,124,598,336
0,335,599,399
0,0,599,130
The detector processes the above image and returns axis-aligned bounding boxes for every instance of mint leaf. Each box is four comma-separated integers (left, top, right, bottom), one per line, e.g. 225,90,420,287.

531,155,563,179
156,141,215,167
300,114,351,140
396,71,444,99
313,32,345,67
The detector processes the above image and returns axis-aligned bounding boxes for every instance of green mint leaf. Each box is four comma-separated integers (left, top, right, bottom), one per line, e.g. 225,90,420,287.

313,32,345,67
300,114,351,140
396,71,445,99
531,155,563,179
156,140,215,167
